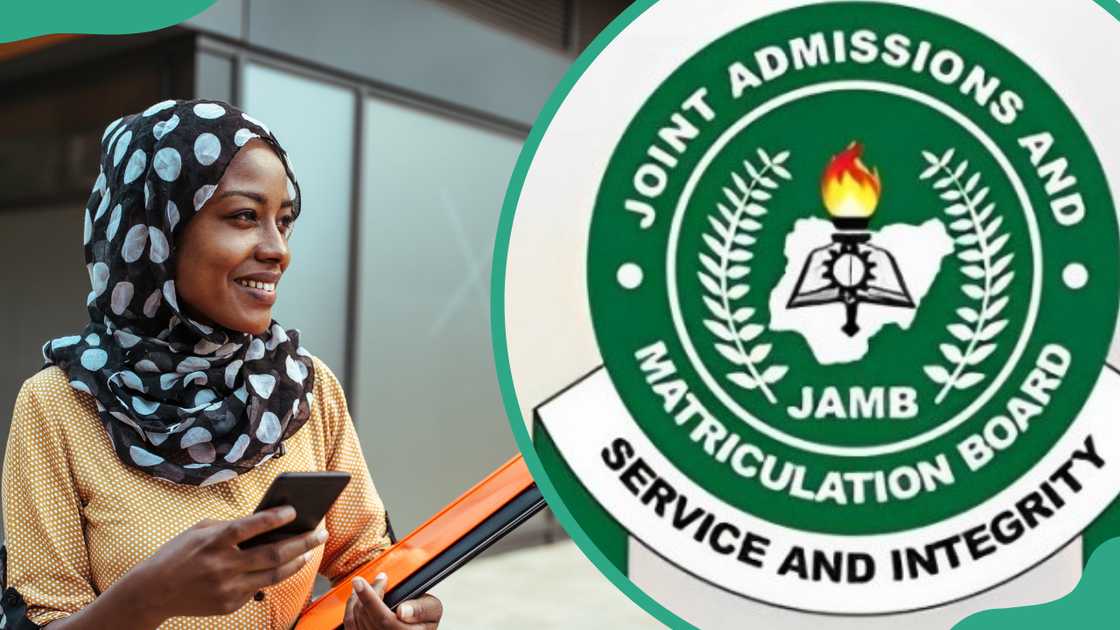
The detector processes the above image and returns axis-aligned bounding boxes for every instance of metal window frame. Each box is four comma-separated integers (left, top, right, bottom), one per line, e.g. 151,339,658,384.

432,0,576,54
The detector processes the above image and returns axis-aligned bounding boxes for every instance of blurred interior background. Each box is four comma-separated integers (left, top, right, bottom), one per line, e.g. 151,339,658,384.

0,0,662,627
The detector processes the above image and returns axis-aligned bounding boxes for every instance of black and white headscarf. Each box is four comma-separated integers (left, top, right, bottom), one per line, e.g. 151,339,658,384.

42,99,316,486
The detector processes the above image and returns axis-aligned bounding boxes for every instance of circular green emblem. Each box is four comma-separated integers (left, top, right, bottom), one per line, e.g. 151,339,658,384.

510,0,1120,616
588,2,1118,536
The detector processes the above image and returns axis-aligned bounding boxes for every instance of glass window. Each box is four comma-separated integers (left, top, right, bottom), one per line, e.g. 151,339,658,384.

195,51,234,103
356,97,523,532
243,64,356,377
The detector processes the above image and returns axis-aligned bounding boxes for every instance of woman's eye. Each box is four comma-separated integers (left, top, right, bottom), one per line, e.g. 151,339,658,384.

232,210,257,223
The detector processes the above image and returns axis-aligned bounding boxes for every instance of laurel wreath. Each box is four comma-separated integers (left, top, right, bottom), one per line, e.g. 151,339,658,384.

698,148,792,405
919,148,1014,404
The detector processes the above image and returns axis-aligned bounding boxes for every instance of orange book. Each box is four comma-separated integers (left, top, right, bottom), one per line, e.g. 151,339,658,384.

296,455,543,630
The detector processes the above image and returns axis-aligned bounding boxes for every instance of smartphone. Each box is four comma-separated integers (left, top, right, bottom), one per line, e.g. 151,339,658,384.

237,471,352,549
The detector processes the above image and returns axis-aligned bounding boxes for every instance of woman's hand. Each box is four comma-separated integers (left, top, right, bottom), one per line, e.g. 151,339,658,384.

127,506,327,622
343,573,443,629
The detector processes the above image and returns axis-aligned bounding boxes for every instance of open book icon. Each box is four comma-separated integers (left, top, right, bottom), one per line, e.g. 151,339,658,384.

296,455,544,629
787,237,916,336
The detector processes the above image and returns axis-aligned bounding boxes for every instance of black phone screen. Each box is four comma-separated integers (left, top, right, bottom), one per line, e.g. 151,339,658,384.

237,471,351,549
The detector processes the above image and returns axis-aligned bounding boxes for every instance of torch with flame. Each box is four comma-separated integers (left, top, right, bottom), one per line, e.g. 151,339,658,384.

822,142,882,229
787,142,915,337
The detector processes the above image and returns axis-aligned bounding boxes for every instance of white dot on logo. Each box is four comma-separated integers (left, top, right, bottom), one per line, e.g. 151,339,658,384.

617,263,644,290
1063,262,1088,290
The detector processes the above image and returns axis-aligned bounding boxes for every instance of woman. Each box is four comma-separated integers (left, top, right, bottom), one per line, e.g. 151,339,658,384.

0,100,443,629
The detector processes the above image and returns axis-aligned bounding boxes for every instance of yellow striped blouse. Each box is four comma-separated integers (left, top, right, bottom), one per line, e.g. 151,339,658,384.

2,355,391,628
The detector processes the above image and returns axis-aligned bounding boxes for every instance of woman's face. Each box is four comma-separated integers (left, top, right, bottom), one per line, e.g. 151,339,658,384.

175,140,296,335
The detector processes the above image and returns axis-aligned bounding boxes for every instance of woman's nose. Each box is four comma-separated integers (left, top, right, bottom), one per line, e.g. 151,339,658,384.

255,221,290,264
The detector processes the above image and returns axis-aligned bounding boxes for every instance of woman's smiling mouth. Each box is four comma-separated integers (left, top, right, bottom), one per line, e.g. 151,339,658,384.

235,278,276,292
234,278,278,305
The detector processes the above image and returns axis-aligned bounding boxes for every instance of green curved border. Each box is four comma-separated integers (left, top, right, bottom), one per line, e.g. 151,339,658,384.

956,538,1120,629
489,1,693,626
490,1,1120,628
1,0,216,43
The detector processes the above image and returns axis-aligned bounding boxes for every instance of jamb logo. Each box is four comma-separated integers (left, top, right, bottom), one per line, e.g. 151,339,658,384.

524,1,1120,616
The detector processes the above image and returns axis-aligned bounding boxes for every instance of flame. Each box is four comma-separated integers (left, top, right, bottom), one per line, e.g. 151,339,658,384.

821,142,882,220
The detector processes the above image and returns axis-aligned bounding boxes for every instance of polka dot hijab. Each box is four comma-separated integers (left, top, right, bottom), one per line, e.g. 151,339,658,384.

41,99,316,486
